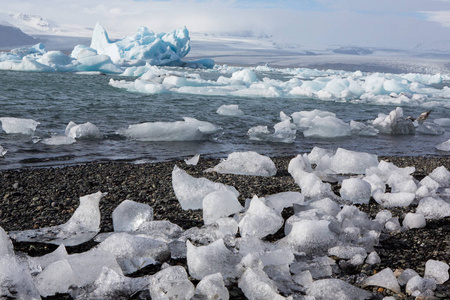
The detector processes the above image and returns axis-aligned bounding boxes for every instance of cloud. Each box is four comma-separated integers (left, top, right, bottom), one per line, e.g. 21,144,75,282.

421,10,450,27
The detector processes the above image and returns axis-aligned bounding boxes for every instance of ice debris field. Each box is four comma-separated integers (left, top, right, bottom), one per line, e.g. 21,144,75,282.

1,149,449,299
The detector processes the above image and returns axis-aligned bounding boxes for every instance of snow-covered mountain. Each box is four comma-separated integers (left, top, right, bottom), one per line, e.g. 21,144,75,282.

0,21,38,47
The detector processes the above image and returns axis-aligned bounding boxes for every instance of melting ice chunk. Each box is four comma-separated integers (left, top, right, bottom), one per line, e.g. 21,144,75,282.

0,254,41,299
424,259,449,284
361,268,401,293
217,104,244,116
172,165,239,210
264,192,305,214
206,151,277,176
42,136,76,145
0,145,7,157
416,197,450,219
372,107,415,135
202,191,244,225
0,117,40,135
0,226,14,256
34,259,80,297
303,115,351,138
340,178,372,204
149,265,195,300
112,199,153,232
194,272,229,300
184,154,200,165
65,121,102,139
238,268,286,300
327,148,379,174
307,278,371,300
9,191,106,246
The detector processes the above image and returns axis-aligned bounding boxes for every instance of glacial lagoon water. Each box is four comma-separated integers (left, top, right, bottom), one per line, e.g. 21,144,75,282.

0,67,449,170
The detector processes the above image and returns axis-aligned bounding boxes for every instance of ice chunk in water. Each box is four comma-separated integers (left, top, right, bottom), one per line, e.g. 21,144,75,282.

202,191,244,225
373,107,415,135
434,118,450,127
30,244,68,271
291,109,336,131
9,191,105,246
0,117,40,135
424,259,449,284
328,148,378,174
362,268,401,293
95,233,170,274
0,145,7,157
307,278,371,300
34,259,80,297
264,192,304,214
172,165,238,210
0,254,41,299
0,226,13,256
112,199,153,232
437,139,450,151
402,213,426,229
65,121,102,139
239,195,284,238
303,115,351,138
416,197,450,219
340,178,372,204
185,154,200,165
187,239,240,280
405,275,437,296
238,268,286,300
416,122,444,135
42,135,76,145
207,151,277,176
248,113,296,143
194,272,229,300
149,265,195,300
217,104,244,116
309,198,340,216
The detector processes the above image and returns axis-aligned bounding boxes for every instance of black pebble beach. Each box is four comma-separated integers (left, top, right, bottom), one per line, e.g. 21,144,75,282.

0,155,449,299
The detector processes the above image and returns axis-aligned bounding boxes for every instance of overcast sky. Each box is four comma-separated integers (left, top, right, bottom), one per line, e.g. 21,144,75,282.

2,0,450,49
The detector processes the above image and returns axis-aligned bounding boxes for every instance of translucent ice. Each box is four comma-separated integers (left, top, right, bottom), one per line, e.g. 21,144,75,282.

365,251,381,265
307,146,335,165
186,239,240,280
398,268,419,286
307,278,371,300
202,191,244,225
194,272,229,300
424,259,449,284
217,104,244,116
185,154,200,165
112,199,153,232
238,236,294,267
373,107,415,135
340,178,372,204
416,197,450,219
309,198,340,217
362,268,401,293
290,256,333,279
207,151,277,176
0,226,13,256
0,145,7,157
238,195,284,238
30,244,68,271
291,109,336,131
416,121,444,135
42,135,76,145
402,213,426,229
238,268,286,300
65,121,102,139
350,120,379,136
172,165,239,210
264,192,305,214
328,148,378,174
303,115,351,138
373,190,416,207
149,265,195,300
328,246,367,260
34,259,80,297
0,117,40,135
9,191,105,246
429,166,450,187
405,275,437,295
119,117,221,141
0,254,41,299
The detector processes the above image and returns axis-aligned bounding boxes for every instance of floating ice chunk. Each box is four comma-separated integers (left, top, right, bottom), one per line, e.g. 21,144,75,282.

149,265,195,300
425,259,449,284
9,191,105,246
373,190,416,207
307,278,371,300
238,268,286,300
416,122,444,135
436,139,450,151
119,117,221,141
373,107,415,135
0,117,40,135
194,272,229,300
172,165,239,210
429,166,450,187
186,239,240,280
42,135,76,145
350,120,379,136
248,118,296,143
405,275,437,296
0,226,13,256
34,259,80,297
0,254,41,299
96,233,170,274
207,151,277,176
239,195,284,238
303,116,351,138
416,197,450,219
340,178,372,204
328,148,378,174
217,104,244,116
365,251,381,265
112,199,153,232
185,154,200,165
202,191,244,225
65,121,102,139
0,144,6,157
434,118,450,127
281,219,338,255
30,244,68,271
362,268,401,293
398,268,419,286
264,192,304,214
76,53,123,73
229,68,259,85
291,109,336,131
402,213,426,229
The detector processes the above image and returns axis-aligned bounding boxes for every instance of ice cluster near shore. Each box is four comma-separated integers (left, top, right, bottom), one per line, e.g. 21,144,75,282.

1,148,449,299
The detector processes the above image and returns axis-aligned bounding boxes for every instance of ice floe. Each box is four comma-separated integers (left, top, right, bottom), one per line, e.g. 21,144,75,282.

0,117,40,135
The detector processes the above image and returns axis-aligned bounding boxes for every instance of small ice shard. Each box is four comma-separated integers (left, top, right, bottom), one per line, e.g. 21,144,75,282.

217,104,244,116
372,107,415,135
361,268,401,293
42,135,76,145
149,265,195,300
185,154,200,165
95,232,170,274
402,213,426,229
238,267,287,300
373,190,416,207
303,115,351,138
290,256,333,279
172,165,239,210
0,117,40,135
194,272,229,300
186,239,240,280
328,148,378,174
202,191,244,225
0,254,41,299
0,144,7,157
248,113,296,143
0,226,14,256
424,259,449,284
30,244,68,271
328,246,367,260
398,268,419,286
9,191,106,246
405,275,437,295
238,195,284,238
65,121,102,139
416,197,450,219
365,251,381,265
340,178,372,204
112,199,153,232
207,151,277,176
34,259,80,297
434,118,450,127
264,192,305,214
307,278,371,300
385,217,401,232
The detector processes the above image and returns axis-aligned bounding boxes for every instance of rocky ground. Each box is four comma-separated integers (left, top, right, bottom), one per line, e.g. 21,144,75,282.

0,155,449,299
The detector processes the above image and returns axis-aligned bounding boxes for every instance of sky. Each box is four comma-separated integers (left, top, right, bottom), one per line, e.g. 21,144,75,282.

2,0,450,49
